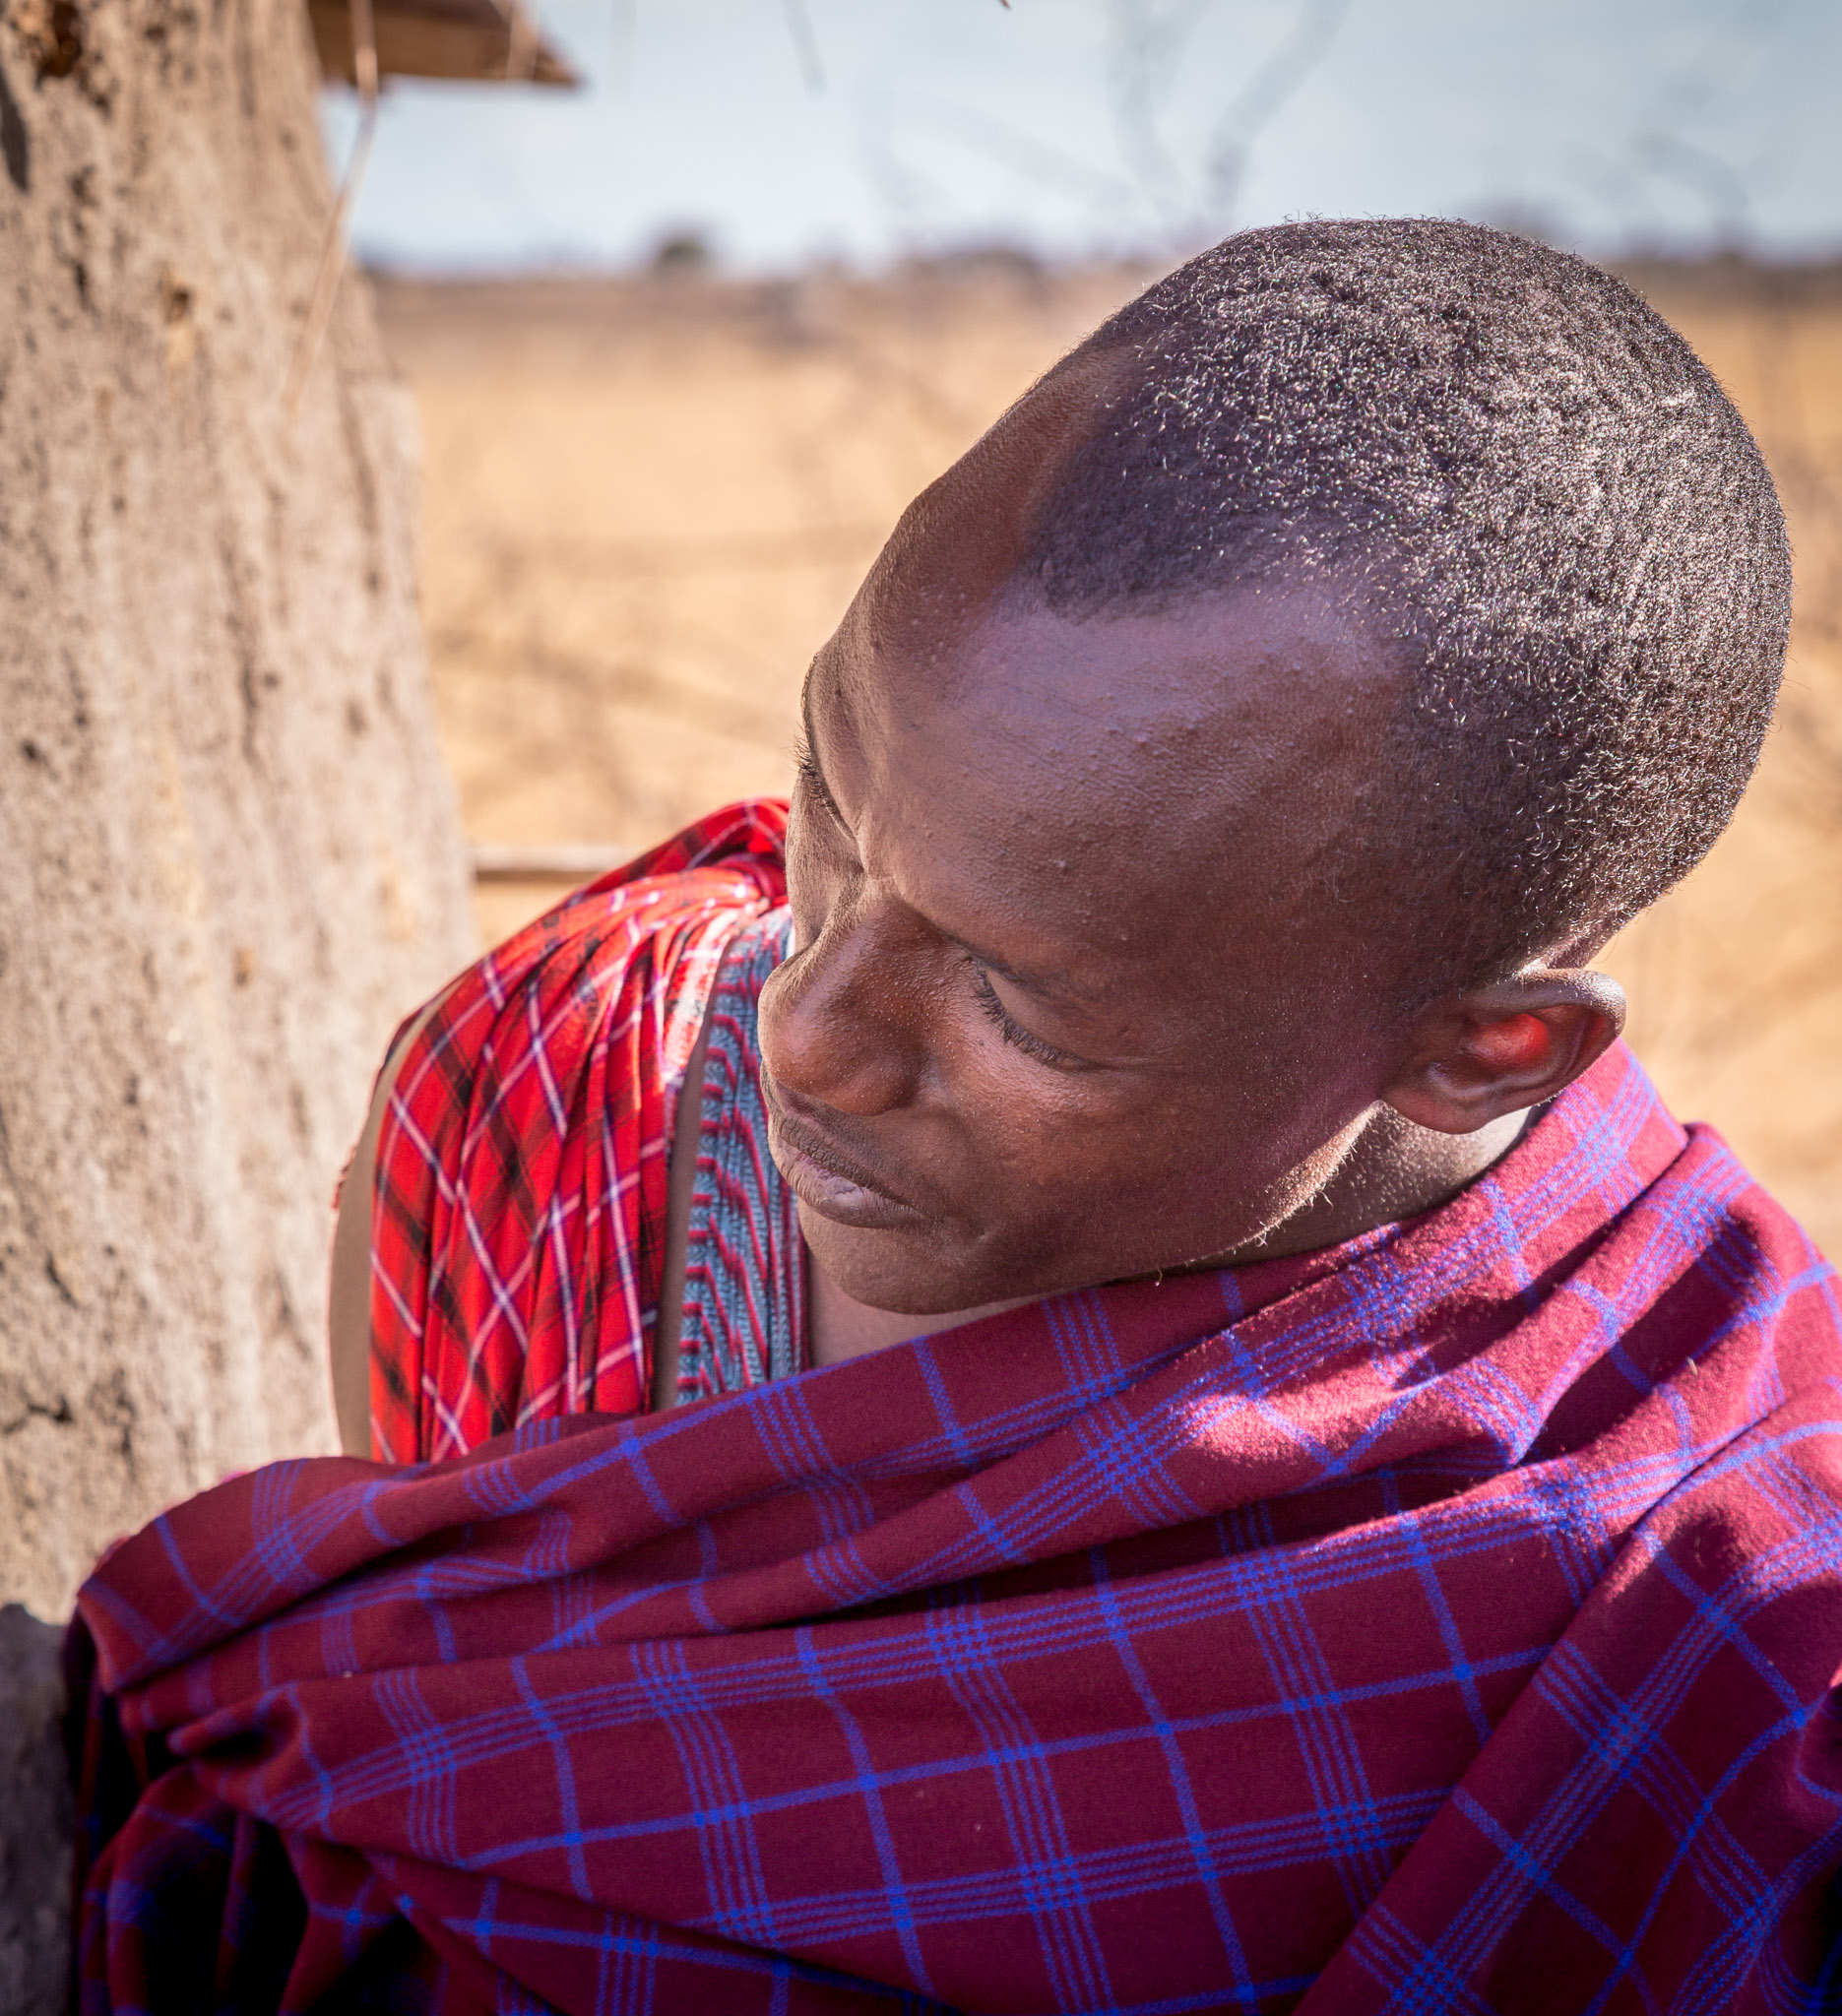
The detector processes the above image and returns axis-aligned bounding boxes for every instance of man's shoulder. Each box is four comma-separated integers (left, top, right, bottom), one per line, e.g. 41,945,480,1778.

492,797,790,972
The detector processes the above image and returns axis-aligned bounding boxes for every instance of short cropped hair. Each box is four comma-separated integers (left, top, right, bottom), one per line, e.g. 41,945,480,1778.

1017,220,1791,997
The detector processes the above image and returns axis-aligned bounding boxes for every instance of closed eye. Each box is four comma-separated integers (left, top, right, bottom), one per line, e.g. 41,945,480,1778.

972,965,1091,1071
793,728,828,812
794,703,854,835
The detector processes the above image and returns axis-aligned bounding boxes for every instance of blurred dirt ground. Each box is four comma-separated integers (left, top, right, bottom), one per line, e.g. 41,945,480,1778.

374,257,1842,1256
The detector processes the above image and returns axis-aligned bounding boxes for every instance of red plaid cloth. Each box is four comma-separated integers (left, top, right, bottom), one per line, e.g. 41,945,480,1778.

369,800,788,1462
71,1045,1842,2012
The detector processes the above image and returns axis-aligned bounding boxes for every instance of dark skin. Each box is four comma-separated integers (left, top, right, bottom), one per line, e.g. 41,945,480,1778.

751,350,1624,1330
333,348,1626,1438
760,584,1621,1329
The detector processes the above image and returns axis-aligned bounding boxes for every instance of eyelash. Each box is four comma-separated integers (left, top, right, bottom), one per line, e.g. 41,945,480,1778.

972,966,1080,1070
794,727,836,803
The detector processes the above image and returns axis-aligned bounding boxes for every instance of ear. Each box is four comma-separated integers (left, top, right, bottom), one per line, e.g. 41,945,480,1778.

1381,968,1627,1136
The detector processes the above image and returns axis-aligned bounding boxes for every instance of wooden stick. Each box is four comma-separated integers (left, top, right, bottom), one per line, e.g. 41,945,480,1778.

471,844,627,883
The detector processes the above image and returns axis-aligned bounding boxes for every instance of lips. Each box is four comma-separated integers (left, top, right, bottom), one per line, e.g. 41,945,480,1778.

762,1085,928,1231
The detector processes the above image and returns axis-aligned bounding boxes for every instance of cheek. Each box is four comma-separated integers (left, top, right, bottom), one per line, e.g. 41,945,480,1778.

992,1064,1324,1216
948,1062,1307,1273
942,1039,1174,1196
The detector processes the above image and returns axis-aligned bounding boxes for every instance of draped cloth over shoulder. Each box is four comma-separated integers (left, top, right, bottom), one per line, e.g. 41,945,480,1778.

369,800,788,1462
72,1046,1842,2012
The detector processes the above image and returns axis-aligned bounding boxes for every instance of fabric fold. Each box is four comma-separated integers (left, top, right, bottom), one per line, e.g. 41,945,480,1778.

370,799,790,1461
73,1044,1842,2013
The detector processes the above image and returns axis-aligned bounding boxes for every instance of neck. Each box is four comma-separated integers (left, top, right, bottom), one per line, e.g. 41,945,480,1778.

1216,1103,1533,1268
808,1263,1038,1367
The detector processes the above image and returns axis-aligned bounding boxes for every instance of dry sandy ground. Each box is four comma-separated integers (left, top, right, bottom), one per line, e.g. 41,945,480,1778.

374,258,1842,1255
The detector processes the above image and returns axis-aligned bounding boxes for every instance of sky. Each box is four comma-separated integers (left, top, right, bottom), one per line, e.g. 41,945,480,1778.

329,0,1842,274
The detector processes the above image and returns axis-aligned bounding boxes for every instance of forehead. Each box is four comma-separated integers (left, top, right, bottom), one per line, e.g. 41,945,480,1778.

811,581,1403,998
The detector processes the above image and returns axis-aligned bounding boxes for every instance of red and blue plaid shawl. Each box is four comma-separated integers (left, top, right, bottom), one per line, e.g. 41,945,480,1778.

369,801,789,1461
73,1048,1842,2013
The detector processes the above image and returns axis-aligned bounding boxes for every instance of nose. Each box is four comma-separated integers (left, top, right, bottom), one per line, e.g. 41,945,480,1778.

759,888,928,1119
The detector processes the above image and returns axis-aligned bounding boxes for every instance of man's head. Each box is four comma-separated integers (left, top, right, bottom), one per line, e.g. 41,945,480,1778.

757,220,1791,1316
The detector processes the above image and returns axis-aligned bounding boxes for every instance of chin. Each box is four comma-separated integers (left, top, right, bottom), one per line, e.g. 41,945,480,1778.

795,1204,998,1316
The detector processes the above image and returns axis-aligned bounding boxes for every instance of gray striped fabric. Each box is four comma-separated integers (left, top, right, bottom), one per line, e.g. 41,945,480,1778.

676,908,808,1401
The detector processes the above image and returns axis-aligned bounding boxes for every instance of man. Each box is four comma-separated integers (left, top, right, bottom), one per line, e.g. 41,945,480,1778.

72,221,1842,2014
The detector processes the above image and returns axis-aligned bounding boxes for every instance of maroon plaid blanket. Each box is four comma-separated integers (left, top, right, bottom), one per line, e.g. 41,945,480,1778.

70,1046,1842,2013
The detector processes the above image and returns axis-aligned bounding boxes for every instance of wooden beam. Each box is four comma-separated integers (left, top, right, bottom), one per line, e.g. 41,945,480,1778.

471,844,626,883
309,0,579,87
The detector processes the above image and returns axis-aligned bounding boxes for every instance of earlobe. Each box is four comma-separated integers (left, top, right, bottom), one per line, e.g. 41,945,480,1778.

1382,968,1627,1136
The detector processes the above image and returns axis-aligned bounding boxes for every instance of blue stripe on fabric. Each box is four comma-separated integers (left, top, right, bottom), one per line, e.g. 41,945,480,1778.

791,1622,941,1999
678,911,804,1401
